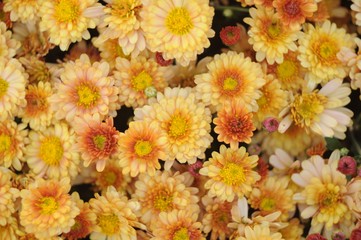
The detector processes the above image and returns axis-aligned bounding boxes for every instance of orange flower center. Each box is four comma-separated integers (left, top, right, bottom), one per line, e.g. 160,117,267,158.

39,136,64,165
54,0,80,23
165,7,194,36
0,77,9,98
76,84,100,108
168,114,188,138
132,70,153,91
173,227,190,240
220,162,246,186
153,189,174,212
104,171,117,185
38,196,59,214
267,22,282,39
98,213,120,235
134,140,153,157
93,134,107,150
25,88,49,116
0,133,11,153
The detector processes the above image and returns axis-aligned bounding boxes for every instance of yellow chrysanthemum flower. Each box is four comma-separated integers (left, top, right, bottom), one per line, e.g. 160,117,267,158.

3,0,40,23
141,0,215,66
239,224,284,240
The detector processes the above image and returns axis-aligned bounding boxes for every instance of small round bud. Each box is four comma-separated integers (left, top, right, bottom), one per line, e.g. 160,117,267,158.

337,156,357,175
223,9,233,18
144,86,157,98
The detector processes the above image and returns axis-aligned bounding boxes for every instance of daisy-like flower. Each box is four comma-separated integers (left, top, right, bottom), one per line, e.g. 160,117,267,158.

273,0,318,28
194,51,265,112
298,20,355,85
0,119,28,171
3,0,40,23
214,100,256,149
141,0,215,66
0,167,19,227
19,177,80,239
239,224,284,240
0,216,21,240
25,122,80,180
95,0,145,57
18,57,53,85
0,22,20,60
62,192,96,240
253,74,288,128
92,38,129,69
73,113,119,172
19,81,54,131
151,209,204,240
89,186,144,240
114,55,173,108
279,218,304,240
49,54,119,123
134,87,213,168
118,120,167,177
278,78,353,139
248,176,295,221
244,6,301,64
0,58,27,121
132,171,199,230
199,145,261,202
38,0,103,51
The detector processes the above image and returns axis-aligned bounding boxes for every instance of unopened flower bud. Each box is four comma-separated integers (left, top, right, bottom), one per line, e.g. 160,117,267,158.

220,26,241,46
351,227,361,240
339,147,349,156
306,233,327,240
337,156,357,175
145,86,157,98
333,232,345,240
262,117,279,133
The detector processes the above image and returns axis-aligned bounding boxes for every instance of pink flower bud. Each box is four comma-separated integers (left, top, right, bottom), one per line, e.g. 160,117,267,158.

262,117,279,132
351,227,361,240
220,26,241,46
306,233,327,240
333,232,346,240
337,156,357,175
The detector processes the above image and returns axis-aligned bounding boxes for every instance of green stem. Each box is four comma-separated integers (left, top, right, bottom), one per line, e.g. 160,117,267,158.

214,5,250,14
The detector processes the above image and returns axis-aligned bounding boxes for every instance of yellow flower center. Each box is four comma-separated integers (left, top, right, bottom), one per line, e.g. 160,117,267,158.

291,92,327,128
77,84,100,108
168,114,188,138
93,135,107,150
39,136,64,166
276,60,298,81
104,171,117,185
223,77,238,91
312,36,340,66
38,196,59,215
165,7,194,36
260,197,276,211
0,78,9,98
154,189,173,212
267,22,281,39
219,162,246,186
134,140,153,157
318,184,340,210
98,213,120,235
132,70,153,91
112,0,140,18
173,227,190,240
54,0,80,23
0,134,11,153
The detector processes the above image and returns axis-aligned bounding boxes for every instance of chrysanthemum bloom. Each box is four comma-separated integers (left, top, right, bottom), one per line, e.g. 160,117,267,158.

141,0,215,66
194,51,265,112
19,178,80,239
3,0,40,23
18,57,53,85
151,209,204,240
199,145,261,202
134,87,213,168
49,54,119,122
38,0,103,51
278,79,353,139
63,40,101,63
19,81,54,131
220,26,241,46
25,122,80,180
253,74,288,128
201,196,235,240
94,0,145,57
0,168,19,226
273,0,317,28
0,58,27,121
89,186,144,240
214,100,256,149
92,38,129,69
239,224,284,240
114,56,173,108
72,113,119,172
244,6,301,64
248,176,295,221
279,218,304,240
0,216,21,240
62,192,96,240
118,120,167,177
298,21,355,85
338,156,357,175
132,171,199,230
0,22,20,60
0,119,28,171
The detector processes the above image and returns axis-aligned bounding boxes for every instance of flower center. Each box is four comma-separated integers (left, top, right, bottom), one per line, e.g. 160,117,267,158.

98,213,120,235
276,59,298,81
0,134,11,153
54,0,80,23
112,0,140,19
153,189,173,212
132,70,153,91
219,162,246,186
173,227,190,240
0,78,9,98
223,77,238,91
76,84,100,108
168,114,188,138
93,134,107,150
165,7,194,35
39,136,64,166
318,185,340,209
227,116,247,134
104,171,117,185
267,22,281,39
260,197,276,211
25,90,49,116
291,92,327,127
283,0,300,17
312,37,339,65
38,196,59,215
134,140,153,157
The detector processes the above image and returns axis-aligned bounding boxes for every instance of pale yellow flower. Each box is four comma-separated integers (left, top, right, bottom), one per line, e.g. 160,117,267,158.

0,167,19,227
0,22,20,60
3,0,40,23
239,224,284,240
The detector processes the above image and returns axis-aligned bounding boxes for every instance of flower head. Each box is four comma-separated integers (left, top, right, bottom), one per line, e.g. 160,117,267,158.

220,26,242,46
3,0,40,23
